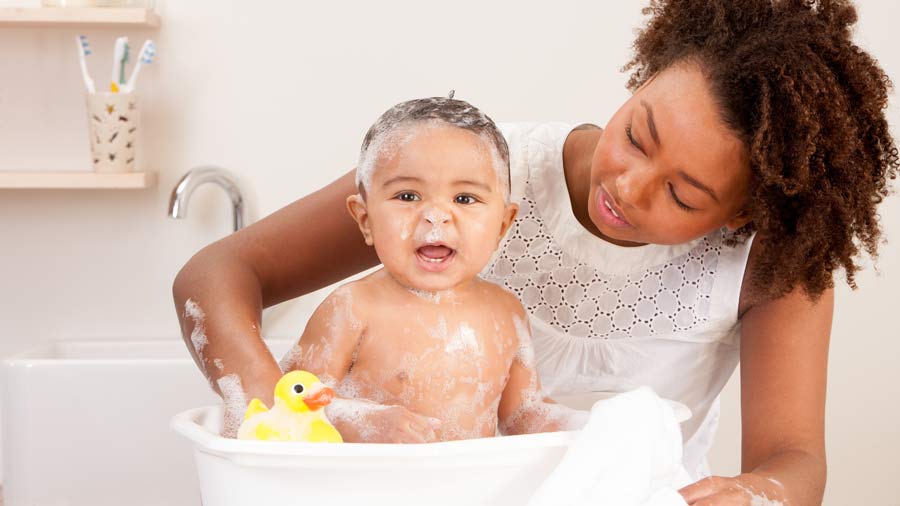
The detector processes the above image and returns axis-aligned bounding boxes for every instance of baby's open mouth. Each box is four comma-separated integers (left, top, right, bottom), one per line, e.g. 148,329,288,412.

415,244,456,272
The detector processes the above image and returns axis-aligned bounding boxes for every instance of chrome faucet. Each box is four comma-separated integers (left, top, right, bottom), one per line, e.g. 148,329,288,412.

168,166,245,232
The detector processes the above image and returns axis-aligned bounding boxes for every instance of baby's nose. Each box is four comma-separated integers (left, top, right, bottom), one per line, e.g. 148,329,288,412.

423,208,451,225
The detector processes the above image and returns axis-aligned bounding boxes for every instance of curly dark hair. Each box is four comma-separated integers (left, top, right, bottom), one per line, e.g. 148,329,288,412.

624,0,898,301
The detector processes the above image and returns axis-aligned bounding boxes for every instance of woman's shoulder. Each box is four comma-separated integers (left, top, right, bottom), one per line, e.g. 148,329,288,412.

497,121,584,147
496,122,585,202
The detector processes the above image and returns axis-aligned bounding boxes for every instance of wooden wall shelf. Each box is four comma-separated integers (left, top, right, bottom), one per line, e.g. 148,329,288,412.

0,7,159,27
0,171,157,189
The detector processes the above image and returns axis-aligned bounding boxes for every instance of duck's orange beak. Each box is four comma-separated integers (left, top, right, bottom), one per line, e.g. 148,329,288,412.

303,385,335,411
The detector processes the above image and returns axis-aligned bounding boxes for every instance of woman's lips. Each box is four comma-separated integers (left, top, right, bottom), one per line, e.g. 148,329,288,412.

415,244,456,272
596,187,633,228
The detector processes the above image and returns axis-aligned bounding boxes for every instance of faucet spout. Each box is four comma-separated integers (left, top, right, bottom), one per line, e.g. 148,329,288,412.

168,166,245,232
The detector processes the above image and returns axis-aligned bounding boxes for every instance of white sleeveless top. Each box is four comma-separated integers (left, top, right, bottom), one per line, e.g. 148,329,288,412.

482,122,753,479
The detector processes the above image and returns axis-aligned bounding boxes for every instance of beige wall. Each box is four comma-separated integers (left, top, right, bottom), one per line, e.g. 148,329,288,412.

1,1,896,503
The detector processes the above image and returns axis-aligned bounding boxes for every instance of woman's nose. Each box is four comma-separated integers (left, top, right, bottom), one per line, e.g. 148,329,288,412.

615,164,654,210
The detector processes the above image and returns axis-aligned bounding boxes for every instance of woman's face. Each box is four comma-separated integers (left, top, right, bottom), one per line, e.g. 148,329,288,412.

588,62,752,247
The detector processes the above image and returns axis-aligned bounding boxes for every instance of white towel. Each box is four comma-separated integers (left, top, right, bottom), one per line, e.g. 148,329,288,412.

528,387,692,506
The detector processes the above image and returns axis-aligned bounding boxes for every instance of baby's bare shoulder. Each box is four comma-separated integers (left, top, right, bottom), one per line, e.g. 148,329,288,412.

319,278,372,317
476,279,527,318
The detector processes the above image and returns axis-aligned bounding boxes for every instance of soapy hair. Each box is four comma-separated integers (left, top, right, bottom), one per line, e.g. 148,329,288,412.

625,0,898,300
356,97,511,200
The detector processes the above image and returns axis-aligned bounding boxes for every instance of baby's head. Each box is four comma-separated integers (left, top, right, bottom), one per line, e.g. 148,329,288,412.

347,97,518,293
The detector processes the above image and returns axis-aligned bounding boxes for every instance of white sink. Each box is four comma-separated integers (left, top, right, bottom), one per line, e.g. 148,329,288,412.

0,339,288,506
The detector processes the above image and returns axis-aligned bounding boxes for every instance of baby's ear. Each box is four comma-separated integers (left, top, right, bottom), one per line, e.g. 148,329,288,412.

497,202,519,243
346,194,374,246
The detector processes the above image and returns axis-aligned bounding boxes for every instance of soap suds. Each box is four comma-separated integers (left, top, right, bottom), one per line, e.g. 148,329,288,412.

415,207,450,246
356,126,417,192
501,315,589,435
325,397,390,442
213,358,224,372
513,314,535,368
410,288,442,303
184,298,208,366
767,477,785,490
426,315,449,341
358,124,508,199
217,374,247,438
278,343,302,372
737,483,786,506
445,323,481,355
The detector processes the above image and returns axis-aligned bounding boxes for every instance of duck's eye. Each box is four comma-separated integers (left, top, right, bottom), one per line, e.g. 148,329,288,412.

293,384,304,394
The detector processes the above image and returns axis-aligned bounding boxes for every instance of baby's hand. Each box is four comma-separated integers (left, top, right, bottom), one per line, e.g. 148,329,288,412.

327,399,442,443
364,405,442,443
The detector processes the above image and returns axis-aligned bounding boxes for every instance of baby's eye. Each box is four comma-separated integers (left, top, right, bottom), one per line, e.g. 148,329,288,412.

396,192,420,202
455,195,478,205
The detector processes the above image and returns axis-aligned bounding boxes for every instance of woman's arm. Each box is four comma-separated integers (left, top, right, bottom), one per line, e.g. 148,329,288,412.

680,284,832,506
172,169,379,406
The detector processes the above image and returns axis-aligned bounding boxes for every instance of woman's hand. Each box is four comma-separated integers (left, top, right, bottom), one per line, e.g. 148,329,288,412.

328,400,442,443
679,473,786,505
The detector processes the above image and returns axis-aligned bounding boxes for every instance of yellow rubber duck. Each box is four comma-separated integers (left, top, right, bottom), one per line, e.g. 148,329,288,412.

237,370,343,443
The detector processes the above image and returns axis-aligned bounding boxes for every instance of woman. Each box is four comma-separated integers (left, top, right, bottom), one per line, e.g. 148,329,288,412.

173,1,897,504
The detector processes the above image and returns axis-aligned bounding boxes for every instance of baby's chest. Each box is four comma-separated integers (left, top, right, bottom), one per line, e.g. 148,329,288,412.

355,318,516,396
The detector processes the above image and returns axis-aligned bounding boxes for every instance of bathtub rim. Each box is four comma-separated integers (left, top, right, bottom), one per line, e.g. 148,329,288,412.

171,405,580,461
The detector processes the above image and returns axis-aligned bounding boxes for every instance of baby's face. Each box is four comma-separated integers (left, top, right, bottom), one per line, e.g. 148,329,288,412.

348,125,517,292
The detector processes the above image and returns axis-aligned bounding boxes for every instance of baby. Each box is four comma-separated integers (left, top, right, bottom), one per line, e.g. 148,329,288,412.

279,97,587,443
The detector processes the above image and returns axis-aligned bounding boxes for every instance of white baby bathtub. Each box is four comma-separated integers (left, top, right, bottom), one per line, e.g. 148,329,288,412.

172,406,579,506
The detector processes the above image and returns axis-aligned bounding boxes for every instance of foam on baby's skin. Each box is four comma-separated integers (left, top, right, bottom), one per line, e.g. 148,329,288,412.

217,374,247,438
356,126,418,193
414,208,450,245
337,374,388,404
410,288,443,303
329,286,362,336
427,315,449,340
513,314,536,368
278,343,302,372
356,117,509,200
501,316,591,434
325,397,389,442
184,298,208,367
279,288,358,372
213,358,224,372
424,226,443,243
445,323,481,355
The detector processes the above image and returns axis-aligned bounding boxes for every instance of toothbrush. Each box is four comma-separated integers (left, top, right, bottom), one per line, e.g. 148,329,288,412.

76,35,95,94
122,40,156,94
110,36,127,93
119,40,130,86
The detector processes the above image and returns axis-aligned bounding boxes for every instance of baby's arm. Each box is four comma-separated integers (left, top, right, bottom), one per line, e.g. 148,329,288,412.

497,308,589,435
280,285,363,382
282,285,440,443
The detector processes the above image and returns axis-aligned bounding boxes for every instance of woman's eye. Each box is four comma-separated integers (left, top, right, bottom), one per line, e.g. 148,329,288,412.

625,123,644,153
668,183,697,213
455,195,478,205
396,192,420,202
